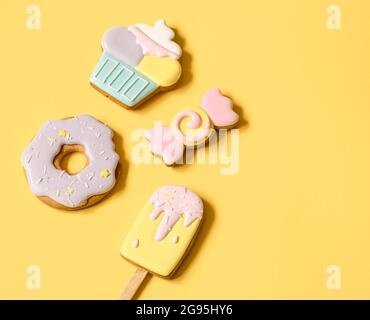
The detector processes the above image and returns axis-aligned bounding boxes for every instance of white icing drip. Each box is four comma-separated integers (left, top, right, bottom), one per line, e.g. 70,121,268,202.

149,185,203,241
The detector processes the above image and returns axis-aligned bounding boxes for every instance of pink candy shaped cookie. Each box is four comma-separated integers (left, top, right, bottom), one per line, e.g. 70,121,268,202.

201,88,239,128
145,88,239,165
144,124,184,166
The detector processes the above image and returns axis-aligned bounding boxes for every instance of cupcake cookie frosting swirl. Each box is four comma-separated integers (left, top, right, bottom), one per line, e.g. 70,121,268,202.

128,19,182,59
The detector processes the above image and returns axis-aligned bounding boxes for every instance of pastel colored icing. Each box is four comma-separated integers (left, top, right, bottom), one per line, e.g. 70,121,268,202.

102,26,144,67
149,185,203,241
145,88,239,166
171,107,212,146
135,55,181,87
201,88,239,128
21,115,119,208
121,185,203,277
91,20,183,108
129,20,181,59
144,124,184,165
90,52,158,108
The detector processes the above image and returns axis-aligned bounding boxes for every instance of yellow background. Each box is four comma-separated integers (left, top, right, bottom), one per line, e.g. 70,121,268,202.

1,0,370,299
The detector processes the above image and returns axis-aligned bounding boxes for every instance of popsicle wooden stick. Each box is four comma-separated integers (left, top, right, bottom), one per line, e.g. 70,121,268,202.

119,267,149,300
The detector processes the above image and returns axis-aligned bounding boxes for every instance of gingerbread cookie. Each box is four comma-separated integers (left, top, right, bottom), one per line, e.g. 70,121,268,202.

145,88,239,165
90,19,182,109
21,115,119,210
120,185,203,299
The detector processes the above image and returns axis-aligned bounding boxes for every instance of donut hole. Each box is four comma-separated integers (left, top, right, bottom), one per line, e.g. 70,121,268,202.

54,144,88,175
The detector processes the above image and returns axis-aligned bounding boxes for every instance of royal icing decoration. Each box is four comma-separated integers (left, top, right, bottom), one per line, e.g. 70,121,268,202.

22,115,119,208
120,185,204,277
201,88,239,127
144,124,184,166
149,185,203,241
145,88,239,165
132,239,139,248
102,26,144,67
135,55,182,87
171,107,212,146
58,130,68,138
172,235,179,244
90,19,182,108
128,19,182,59
100,169,111,178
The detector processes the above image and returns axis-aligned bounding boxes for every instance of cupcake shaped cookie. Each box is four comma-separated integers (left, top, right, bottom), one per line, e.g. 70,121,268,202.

90,19,182,109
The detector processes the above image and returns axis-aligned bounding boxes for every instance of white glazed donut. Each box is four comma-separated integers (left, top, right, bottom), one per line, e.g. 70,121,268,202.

21,115,119,209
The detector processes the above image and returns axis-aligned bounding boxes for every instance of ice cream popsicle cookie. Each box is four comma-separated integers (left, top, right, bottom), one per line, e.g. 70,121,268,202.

120,185,203,299
90,19,182,109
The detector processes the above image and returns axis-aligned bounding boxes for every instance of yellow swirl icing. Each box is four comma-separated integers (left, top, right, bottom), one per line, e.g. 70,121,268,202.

171,106,213,147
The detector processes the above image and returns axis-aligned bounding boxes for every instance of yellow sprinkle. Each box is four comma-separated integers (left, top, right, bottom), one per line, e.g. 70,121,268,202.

100,169,111,178
65,187,75,196
48,137,56,145
56,190,61,197
58,129,68,138
165,196,171,205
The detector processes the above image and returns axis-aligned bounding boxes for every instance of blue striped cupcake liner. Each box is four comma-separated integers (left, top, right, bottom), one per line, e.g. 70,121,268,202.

90,52,158,108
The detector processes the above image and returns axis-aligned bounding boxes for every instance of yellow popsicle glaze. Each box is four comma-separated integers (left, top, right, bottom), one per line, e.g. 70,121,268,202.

135,55,182,87
121,201,201,277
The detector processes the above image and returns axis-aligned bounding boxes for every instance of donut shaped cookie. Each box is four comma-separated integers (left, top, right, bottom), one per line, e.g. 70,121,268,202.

21,115,120,210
